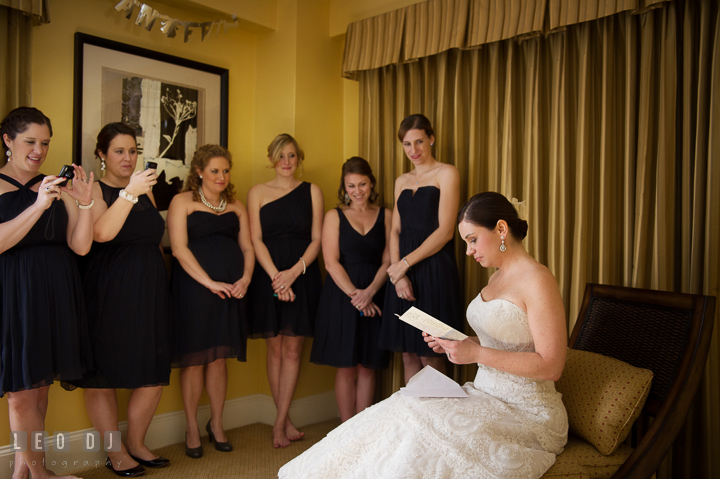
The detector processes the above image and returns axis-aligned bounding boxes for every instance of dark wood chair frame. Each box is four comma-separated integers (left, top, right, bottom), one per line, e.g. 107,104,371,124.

569,283,716,479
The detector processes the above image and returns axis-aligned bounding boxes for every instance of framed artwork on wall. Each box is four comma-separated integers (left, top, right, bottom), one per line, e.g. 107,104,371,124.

72,32,229,220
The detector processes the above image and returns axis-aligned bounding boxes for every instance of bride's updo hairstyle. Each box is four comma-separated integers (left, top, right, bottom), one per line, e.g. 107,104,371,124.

457,192,528,241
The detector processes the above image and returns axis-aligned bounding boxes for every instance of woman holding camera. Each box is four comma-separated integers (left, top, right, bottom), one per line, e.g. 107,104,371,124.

1,107,94,479
168,144,254,458
77,122,171,476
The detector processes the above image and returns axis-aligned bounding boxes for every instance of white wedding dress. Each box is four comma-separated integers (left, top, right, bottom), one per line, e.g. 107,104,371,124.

278,294,568,479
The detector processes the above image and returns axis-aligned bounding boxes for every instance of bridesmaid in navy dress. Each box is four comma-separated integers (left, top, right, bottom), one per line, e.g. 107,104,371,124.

247,134,323,448
80,122,171,476
168,144,254,458
311,157,391,422
379,114,463,383
1,107,94,479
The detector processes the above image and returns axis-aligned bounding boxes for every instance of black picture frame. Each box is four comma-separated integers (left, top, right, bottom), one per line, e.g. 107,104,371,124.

72,32,229,211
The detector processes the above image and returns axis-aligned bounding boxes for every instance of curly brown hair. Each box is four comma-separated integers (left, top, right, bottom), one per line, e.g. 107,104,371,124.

183,144,236,203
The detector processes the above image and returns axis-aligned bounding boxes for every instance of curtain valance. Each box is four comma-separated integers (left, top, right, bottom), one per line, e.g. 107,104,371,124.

547,0,669,30
0,0,49,24
343,0,672,78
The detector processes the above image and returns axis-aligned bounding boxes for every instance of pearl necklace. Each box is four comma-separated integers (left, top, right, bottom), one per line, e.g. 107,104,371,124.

198,187,227,213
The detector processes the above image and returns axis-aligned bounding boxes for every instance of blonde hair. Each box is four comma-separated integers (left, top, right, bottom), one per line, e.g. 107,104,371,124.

267,133,304,172
183,144,236,203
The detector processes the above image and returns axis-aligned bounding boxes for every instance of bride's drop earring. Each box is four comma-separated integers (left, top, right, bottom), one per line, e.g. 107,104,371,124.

500,236,506,252
5,150,11,161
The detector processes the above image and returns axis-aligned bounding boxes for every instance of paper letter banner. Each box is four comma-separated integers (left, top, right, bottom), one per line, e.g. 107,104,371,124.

115,1,239,43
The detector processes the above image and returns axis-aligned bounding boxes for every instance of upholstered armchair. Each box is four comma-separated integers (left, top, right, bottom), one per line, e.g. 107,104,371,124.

542,284,715,479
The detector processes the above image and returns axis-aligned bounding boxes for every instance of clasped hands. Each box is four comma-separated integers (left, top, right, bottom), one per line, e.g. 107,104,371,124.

348,287,381,317
387,260,416,301
423,332,477,364
272,266,300,302
208,276,250,300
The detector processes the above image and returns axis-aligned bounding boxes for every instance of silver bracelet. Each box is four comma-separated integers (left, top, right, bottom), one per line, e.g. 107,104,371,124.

402,257,411,268
76,199,94,210
300,257,306,275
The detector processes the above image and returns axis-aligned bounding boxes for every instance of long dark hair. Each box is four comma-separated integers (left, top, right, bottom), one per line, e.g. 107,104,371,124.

337,157,378,206
1,107,53,161
457,192,528,241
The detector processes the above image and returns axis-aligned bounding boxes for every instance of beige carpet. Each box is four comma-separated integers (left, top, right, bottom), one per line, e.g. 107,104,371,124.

68,419,341,479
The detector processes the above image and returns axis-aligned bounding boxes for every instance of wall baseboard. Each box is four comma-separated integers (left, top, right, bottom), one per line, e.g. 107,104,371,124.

0,392,338,478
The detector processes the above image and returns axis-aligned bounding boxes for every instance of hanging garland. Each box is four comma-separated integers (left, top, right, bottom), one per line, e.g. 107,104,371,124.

114,0,239,43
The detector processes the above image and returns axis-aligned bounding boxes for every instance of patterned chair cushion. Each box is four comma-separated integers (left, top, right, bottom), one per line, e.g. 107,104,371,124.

554,349,653,455
542,436,633,479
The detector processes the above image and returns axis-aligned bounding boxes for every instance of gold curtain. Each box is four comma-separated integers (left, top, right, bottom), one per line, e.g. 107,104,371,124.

545,0,672,30
354,0,719,477
467,0,547,46
0,0,44,18
343,0,675,79
0,1,43,118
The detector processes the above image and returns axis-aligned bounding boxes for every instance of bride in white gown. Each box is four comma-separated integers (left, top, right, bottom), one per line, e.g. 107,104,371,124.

279,192,568,479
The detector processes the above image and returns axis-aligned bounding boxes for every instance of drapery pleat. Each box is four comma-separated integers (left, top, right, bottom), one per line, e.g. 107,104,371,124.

0,0,48,23
467,0,547,47
343,0,676,78
342,9,405,79
355,1,719,477
0,6,33,118
404,0,469,61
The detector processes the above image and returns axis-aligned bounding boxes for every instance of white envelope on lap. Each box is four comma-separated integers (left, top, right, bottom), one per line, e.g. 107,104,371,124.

400,365,468,398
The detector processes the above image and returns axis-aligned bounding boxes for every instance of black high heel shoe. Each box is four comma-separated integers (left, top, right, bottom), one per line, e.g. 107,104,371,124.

129,453,170,468
206,419,233,452
105,457,145,477
185,431,203,458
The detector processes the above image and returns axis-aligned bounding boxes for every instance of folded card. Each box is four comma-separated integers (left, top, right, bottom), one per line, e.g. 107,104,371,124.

395,306,468,341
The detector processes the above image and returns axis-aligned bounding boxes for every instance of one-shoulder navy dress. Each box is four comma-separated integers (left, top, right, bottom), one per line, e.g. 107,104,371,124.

311,208,389,369
379,186,463,356
0,173,93,396
172,211,247,366
78,182,171,388
247,182,321,338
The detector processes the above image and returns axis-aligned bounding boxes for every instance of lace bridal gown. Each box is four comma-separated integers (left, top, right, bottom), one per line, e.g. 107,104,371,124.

278,294,568,479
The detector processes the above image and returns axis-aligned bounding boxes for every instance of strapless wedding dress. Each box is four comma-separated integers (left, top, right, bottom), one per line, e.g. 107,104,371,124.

279,294,568,479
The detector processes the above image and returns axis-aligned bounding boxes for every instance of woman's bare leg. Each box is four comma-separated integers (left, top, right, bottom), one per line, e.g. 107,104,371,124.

84,388,138,471
355,366,376,415
268,336,304,447
421,356,446,375
180,365,204,448
125,386,162,461
402,353,423,384
335,367,357,422
8,387,81,479
11,387,48,479
205,359,228,443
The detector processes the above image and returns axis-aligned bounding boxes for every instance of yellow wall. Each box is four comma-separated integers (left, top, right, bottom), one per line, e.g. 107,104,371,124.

0,0,371,445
